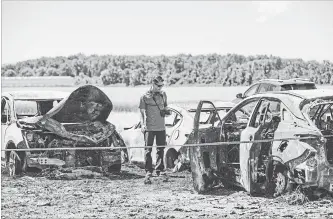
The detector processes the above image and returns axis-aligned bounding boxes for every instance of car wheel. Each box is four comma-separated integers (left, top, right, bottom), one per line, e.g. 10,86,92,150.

266,159,287,197
164,148,178,169
107,163,121,173
7,151,22,176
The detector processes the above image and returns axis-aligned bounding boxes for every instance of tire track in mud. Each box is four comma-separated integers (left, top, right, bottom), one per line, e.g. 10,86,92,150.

1,164,333,219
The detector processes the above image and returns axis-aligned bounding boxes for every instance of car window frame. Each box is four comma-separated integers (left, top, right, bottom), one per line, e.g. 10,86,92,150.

270,84,281,91
243,84,260,98
224,97,261,126
281,105,295,124
257,83,273,94
165,109,183,128
249,97,282,128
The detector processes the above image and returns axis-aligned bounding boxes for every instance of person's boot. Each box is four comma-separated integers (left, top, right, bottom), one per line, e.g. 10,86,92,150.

144,172,152,184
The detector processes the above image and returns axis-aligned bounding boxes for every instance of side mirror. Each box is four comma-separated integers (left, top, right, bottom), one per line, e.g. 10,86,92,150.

236,93,243,99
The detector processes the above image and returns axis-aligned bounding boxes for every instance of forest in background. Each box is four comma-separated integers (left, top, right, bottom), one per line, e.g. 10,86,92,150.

2,53,333,86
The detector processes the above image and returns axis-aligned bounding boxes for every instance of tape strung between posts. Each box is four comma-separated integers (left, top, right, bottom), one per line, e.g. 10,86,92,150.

2,134,333,152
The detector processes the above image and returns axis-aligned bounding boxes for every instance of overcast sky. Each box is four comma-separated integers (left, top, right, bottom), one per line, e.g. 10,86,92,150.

1,1,333,64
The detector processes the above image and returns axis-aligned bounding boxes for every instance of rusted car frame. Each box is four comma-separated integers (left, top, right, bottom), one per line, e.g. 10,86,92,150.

189,90,333,196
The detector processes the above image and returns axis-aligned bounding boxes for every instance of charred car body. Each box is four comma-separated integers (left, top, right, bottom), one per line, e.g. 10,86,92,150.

1,85,124,175
189,89,333,196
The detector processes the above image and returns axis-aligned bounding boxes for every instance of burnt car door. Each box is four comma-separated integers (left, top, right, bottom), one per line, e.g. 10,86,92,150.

189,101,222,193
240,98,285,194
219,98,260,188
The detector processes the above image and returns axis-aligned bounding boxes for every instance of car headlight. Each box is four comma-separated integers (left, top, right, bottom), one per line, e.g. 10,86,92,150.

26,133,34,142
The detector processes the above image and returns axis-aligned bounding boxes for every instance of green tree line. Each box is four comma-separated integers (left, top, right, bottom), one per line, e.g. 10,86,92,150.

2,53,333,86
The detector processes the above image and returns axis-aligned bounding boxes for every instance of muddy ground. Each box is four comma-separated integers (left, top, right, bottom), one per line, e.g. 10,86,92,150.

1,164,333,219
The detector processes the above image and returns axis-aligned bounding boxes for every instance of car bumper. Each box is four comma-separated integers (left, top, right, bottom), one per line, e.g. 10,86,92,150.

26,150,121,169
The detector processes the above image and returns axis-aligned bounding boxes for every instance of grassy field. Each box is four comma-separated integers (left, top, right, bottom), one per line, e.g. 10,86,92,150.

3,85,333,130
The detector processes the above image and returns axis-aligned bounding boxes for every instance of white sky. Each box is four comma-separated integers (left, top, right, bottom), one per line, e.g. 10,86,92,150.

1,1,333,64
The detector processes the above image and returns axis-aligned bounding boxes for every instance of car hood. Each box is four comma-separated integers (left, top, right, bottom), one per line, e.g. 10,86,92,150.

44,85,113,123
17,85,114,144
17,84,112,125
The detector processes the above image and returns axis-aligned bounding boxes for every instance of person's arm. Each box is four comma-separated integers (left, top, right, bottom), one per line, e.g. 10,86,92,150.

139,96,146,132
163,92,168,108
163,92,171,115
140,109,146,127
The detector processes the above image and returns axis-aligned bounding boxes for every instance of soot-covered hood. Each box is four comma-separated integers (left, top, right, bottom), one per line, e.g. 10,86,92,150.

46,85,113,123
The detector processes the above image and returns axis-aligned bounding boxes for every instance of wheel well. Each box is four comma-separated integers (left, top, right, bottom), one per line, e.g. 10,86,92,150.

164,148,180,168
166,148,179,158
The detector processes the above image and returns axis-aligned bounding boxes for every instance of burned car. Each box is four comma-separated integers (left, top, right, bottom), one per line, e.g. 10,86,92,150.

1,85,124,176
189,89,333,197
121,101,235,171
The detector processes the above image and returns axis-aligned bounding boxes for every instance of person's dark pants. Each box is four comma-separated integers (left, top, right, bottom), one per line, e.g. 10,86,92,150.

144,130,166,174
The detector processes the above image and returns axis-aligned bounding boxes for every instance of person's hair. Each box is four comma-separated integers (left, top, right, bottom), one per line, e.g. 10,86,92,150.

153,76,164,84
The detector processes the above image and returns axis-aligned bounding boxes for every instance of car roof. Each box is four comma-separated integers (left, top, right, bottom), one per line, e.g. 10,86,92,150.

252,89,333,100
2,91,69,100
256,78,315,85
244,89,333,120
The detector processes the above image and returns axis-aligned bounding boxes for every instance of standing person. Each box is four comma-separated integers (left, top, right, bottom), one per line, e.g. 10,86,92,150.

139,76,169,184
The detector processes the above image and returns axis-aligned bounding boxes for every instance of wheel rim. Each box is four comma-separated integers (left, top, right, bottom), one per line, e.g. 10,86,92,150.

274,172,286,197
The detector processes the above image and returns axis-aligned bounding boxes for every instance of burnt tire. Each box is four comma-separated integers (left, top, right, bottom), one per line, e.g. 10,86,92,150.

164,149,179,169
266,158,287,197
107,163,121,173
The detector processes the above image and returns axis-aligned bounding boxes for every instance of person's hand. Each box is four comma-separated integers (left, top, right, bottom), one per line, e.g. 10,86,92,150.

141,123,147,133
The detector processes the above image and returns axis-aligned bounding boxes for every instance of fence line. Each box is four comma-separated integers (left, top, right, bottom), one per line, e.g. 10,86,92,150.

2,134,333,152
